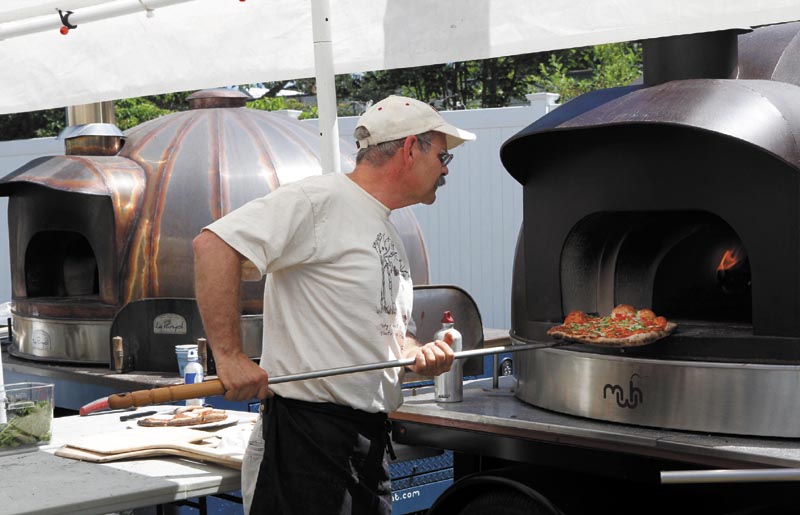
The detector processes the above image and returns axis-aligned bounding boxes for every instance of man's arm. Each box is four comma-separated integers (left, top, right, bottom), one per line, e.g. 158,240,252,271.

401,332,455,376
193,230,270,401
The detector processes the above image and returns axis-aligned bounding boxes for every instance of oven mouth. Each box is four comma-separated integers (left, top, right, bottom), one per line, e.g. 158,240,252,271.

561,210,752,326
25,230,99,299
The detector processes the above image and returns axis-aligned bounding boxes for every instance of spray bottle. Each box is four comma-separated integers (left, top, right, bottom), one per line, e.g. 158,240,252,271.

433,310,463,403
183,347,205,407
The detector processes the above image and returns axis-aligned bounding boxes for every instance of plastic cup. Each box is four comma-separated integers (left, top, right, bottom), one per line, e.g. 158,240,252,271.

174,344,198,377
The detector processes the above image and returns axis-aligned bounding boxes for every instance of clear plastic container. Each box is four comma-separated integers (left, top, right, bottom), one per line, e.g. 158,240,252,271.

0,382,54,454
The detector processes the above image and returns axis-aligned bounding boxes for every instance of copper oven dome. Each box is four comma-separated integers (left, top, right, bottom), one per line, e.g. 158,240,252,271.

0,89,430,366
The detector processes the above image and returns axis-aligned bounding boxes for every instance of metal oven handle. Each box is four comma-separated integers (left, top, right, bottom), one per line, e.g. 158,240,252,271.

661,468,800,484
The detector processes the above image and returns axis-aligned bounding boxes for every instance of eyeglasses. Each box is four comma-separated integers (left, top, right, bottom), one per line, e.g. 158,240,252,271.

438,149,454,167
428,143,453,167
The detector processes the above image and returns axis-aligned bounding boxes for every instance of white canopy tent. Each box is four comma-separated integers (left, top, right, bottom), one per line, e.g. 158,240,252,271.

3,0,800,114
1,0,799,170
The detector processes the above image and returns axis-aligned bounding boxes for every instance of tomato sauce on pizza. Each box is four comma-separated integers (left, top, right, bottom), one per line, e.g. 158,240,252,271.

547,304,677,346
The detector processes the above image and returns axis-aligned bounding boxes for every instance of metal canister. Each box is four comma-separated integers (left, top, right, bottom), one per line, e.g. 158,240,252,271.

433,311,463,403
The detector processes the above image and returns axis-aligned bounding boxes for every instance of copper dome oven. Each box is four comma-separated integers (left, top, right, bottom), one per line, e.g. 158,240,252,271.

0,90,429,372
502,23,800,438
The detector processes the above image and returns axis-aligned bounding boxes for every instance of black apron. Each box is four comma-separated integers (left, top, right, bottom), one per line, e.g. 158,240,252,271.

249,395,393,515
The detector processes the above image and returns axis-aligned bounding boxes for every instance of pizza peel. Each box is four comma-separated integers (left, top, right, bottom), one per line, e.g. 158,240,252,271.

79,342,549,416
55,426,245,469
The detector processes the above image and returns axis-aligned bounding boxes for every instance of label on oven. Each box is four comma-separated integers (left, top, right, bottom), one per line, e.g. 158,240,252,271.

31,329,51,351
153,313,188,334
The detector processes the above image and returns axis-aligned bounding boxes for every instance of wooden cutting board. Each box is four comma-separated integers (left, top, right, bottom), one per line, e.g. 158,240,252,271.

55,426,244,469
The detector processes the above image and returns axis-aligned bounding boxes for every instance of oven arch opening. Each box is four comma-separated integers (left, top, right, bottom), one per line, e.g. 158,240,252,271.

24,231,99,298
561,211,752,324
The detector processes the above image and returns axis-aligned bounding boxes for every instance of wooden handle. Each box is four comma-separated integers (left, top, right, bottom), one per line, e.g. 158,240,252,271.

107,380,226,410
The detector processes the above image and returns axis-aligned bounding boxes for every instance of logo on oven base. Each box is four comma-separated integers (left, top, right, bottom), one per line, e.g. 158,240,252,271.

603,374,643,409
153,313,188,335
31,330,51,351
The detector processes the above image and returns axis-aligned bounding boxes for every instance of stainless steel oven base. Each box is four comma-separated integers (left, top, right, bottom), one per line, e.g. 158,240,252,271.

10,314,111,364
514,338,800,438
10,313,263,365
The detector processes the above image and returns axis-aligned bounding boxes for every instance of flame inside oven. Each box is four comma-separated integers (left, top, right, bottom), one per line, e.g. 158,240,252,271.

717,248,741,272
716,246,751,295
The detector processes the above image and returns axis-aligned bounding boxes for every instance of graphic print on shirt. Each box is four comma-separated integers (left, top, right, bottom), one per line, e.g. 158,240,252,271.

373,233,410,316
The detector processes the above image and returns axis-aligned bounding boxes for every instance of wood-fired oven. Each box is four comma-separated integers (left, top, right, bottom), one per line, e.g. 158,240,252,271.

502,24,800,437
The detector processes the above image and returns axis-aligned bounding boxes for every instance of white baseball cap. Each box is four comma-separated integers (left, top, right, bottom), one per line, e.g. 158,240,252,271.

355,95,476,150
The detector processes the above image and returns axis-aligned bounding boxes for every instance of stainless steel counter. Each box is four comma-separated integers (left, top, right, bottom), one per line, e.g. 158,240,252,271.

392,376,800,470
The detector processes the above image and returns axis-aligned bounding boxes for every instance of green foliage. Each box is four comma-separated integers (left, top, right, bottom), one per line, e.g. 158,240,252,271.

330,44,639,110
0,44,642,139
531,43,642,102
339,55,544,110
114,91,194,129
145,91,193,112
247,96,287,112
298,106,319,120
246,96,318,119
114,97,173,130
0,109,66,141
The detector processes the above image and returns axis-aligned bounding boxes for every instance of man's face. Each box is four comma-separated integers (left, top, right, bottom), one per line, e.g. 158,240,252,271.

413,132,450,205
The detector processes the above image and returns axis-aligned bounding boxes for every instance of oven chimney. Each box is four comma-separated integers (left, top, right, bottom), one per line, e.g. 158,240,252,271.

643,29,741,87
61,100,124,156
59,123,125,156
66,101,116,126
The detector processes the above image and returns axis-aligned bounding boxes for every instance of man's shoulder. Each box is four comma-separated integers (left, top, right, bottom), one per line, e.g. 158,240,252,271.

288,173,351,201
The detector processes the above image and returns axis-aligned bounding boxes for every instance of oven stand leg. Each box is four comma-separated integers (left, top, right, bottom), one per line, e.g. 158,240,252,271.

492,354,499,389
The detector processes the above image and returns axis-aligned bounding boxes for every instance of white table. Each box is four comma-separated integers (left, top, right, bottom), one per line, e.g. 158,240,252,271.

0,407,255,515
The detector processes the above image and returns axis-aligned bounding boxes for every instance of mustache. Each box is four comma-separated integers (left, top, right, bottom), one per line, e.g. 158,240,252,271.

436,175,446,188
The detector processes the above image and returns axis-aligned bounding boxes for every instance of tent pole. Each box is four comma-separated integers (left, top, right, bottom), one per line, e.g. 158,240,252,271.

311,0,341,174
0,0,197,40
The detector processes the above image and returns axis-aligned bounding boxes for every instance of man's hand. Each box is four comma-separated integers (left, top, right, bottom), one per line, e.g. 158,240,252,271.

214,349,271,402
405,332,456,376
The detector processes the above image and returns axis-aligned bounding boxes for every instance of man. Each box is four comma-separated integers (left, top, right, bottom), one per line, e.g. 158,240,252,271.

193,95,476,514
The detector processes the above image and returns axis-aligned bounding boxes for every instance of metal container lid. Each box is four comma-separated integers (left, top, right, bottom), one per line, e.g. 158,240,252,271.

58,123,125,156
58,123,124,140
186,88,250,109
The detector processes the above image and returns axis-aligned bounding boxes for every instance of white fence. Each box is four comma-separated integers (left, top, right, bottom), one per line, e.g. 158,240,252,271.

0,95,557,329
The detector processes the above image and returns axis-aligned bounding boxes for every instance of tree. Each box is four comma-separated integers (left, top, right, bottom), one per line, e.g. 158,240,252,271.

330,42,640,110
341,55,547,110
0,43,642,140
0,91,199,141
114,97,174,130
0,108,66,141
531,43,642,102
246,95,318,120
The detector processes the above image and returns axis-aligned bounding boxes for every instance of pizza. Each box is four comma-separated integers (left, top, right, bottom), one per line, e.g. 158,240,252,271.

546,304,677,347
137,406,228,427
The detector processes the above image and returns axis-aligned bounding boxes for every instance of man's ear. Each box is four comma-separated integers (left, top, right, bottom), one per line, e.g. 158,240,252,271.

402,135,417,166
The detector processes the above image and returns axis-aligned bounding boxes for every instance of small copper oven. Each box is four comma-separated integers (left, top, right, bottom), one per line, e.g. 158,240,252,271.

502,24,800,437
0,90,429,371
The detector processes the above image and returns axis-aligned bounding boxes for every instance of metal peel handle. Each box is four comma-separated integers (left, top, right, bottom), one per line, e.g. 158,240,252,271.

102,342,544,411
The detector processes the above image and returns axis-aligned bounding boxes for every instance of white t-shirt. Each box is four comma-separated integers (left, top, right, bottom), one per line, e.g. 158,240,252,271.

205,173,413,413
